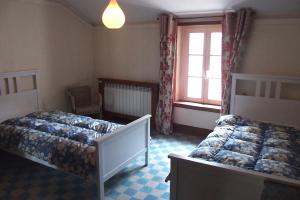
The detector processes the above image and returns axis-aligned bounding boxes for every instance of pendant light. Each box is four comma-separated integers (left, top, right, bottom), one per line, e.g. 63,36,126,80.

102,0,125,29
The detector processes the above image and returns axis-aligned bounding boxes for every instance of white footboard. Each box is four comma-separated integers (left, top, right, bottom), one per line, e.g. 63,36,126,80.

95,115,151,200
169,153,300,200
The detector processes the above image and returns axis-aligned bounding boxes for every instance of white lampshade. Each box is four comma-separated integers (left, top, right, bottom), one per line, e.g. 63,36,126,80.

102,0,125,29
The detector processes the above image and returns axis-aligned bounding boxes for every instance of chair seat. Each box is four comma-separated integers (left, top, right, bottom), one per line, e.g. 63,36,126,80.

66,86,102,117
76,104,101,115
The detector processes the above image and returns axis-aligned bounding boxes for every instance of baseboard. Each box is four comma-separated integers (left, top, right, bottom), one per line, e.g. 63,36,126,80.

173,123,211,137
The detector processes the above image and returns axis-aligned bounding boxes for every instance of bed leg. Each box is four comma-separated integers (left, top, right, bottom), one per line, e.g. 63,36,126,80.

96,179,105,200
145,118,150,167
170,158,178,200
145,150,149,166
96,143,105,200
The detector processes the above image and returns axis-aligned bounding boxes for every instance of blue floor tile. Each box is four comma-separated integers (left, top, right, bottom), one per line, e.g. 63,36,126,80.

125,188,138,196
140,186,153,193
144,194,159,200
156,183,168,191
0,133,202,199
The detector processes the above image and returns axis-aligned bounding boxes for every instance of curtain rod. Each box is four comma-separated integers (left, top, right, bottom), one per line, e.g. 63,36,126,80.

156,9,235,20
156,15,224,21
177,15,224,19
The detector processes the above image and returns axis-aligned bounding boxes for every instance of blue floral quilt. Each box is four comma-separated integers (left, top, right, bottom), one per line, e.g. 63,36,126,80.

190,115,300,180
0,111,123,178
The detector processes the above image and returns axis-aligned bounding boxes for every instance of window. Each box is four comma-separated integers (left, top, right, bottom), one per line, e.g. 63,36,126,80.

177,24,222,105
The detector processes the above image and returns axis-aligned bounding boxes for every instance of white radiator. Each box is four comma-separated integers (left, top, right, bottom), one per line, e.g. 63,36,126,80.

104,83,152,117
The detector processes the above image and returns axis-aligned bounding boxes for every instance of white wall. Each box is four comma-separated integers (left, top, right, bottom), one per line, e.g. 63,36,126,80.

93,22,220,130
0,0,94,111
94,23,160,82
2,1,299,130
93,17,300,130
240,18,300,76
174,17,300,130
173,108,219,130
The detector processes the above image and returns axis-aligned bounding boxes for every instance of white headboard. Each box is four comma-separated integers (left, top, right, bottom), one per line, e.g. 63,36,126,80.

230,73,300,128
0,70,39,122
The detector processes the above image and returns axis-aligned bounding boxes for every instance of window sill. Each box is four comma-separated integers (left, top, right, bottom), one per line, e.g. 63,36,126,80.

173,101,221,113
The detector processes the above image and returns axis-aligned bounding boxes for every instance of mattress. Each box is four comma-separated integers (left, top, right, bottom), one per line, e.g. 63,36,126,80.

0,111,123,178
189,115,300,180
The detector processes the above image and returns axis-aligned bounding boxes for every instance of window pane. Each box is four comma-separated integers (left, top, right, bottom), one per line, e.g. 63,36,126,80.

208,78,221,101
187,77,202,98
188,55,203,76
189,33,204,55
210,32,222,55
207,56,221,78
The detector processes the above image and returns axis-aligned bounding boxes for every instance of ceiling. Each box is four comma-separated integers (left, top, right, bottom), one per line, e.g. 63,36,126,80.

53,0,300,26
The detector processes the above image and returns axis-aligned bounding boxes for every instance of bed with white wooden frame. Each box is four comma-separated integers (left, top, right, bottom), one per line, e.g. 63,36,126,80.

0,70,151,200
168,73,300,200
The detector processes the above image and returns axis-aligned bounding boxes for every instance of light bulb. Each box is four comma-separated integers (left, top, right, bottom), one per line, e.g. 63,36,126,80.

102,0,125,29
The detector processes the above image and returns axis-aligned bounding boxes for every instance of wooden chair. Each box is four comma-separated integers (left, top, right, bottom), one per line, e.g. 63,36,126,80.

66,86,102,117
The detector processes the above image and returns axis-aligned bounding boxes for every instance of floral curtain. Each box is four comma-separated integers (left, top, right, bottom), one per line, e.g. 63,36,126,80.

221,9,255,115
155,14,177,135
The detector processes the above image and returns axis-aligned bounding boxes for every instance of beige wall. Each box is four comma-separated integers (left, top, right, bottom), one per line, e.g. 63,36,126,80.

0,0,94,111
1,0,299,128
93,17,300,129
240,18,300,76
93,17,300,84
94,23,160,82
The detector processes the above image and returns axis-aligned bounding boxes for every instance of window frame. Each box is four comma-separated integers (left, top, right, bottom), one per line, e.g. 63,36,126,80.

178,24,222,106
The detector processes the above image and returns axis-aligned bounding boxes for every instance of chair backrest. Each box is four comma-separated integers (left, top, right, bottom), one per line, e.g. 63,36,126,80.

68,86,91,107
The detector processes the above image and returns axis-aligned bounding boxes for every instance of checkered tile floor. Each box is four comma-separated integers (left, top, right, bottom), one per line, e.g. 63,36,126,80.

0,133,203,200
